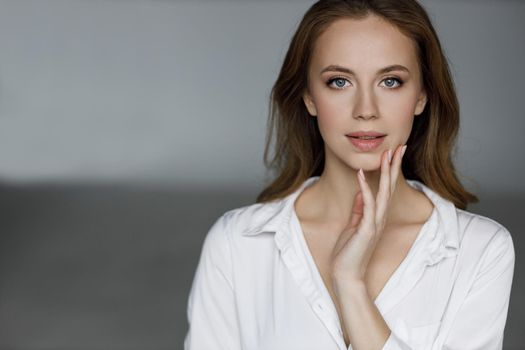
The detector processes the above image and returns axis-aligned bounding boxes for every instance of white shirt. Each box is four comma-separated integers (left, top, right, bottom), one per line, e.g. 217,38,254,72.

184,176,515,350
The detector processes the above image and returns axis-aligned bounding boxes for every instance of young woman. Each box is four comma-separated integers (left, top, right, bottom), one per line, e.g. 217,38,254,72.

184,1,515,349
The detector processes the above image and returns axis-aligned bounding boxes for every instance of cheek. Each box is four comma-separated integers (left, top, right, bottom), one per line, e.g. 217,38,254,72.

383,89,419,111
313,92,351,134
380,92,420,126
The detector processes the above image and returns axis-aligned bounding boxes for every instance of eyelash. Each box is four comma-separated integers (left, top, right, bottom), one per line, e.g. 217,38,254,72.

326,76,404,90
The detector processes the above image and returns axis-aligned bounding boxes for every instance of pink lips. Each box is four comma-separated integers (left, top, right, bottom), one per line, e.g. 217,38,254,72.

346,131,386,151
347,131,386,138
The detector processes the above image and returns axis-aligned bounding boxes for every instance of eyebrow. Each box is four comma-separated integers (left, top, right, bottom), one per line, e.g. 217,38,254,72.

320,64,410,75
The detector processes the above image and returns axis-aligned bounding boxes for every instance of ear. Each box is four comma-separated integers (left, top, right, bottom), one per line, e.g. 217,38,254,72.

302,90,318,117
414,89,427,116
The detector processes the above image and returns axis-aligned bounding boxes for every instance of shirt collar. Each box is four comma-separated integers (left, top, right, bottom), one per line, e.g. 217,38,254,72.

242,176,319,236
405,179,459,251
240,176,319,237
241,176,459,259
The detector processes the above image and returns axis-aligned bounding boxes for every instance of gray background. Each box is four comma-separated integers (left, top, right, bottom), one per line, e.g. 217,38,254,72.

0,0,523,349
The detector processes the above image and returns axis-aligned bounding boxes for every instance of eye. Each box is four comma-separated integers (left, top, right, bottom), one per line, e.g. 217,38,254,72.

381,77,404,89
326,76,404,90
326,77,350,90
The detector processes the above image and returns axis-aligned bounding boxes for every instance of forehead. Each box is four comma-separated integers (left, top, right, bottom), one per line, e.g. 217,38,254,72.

311,15,419,72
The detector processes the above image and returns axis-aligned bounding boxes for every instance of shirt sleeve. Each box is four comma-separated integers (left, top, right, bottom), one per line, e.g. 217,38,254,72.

183,214,242,350
381,227,515,350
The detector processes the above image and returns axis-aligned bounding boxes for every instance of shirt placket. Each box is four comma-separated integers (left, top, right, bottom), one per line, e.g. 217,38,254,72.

274,229,349,350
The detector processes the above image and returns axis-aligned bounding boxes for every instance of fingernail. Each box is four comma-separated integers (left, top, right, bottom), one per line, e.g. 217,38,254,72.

358,168,365,181
401,145,407,157
387,149,392,163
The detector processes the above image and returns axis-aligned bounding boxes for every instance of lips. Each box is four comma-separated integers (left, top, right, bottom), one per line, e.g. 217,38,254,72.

346,131,386,151
346,131,386,138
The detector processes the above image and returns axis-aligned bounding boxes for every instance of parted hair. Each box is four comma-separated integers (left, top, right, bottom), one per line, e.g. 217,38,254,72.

256,0,478,210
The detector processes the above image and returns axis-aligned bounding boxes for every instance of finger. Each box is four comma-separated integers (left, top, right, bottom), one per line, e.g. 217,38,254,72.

375,149,391,229
335,191,363,256
389,144,406,195
357,168,376,234
347,190,364,231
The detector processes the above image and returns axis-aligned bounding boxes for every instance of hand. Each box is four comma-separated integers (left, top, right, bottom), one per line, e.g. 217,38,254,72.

331,144,406,284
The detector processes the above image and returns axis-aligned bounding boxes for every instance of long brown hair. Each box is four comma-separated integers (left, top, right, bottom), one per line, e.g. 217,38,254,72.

256,0,478,210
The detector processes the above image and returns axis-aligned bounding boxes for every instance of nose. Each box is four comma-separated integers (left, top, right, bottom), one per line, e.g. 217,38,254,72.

353,87,378,120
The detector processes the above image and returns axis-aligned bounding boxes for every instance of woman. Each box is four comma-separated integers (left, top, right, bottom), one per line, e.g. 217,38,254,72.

184,1,515,349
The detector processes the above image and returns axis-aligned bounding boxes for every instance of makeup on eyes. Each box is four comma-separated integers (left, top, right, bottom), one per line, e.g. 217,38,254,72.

325,76,405,89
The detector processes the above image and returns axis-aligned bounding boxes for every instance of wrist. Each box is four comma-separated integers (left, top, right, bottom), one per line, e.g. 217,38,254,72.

332,276,367,295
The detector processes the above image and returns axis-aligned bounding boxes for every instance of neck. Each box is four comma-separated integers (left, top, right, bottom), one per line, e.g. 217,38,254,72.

300,156,412,227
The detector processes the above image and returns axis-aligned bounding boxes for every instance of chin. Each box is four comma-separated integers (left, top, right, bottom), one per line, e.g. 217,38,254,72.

328,145,384,172
344,154,382,172
357,162,382,172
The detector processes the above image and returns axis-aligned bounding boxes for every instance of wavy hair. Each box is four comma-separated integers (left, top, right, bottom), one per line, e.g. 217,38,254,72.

256,0,478,209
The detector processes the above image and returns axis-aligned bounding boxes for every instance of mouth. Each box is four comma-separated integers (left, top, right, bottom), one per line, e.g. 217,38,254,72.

346,131,387,138
347,135,385,140
346,134,386,151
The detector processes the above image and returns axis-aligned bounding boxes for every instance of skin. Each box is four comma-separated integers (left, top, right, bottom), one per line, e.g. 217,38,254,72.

297,14,433,349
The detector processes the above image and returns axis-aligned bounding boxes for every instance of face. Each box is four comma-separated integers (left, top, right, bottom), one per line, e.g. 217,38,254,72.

303,14,427,172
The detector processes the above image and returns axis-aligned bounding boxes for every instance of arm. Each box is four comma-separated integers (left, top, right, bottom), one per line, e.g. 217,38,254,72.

438,227,515,350
184,214,242,350
335,227,515,350
334,280,392,350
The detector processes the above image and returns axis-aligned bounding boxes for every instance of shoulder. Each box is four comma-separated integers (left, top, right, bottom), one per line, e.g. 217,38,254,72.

202,198,286,248
214,198,287,236
455,208,515,265
456,208,512,241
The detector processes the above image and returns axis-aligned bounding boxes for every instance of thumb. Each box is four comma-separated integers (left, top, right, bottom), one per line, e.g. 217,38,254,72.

346,191,364,231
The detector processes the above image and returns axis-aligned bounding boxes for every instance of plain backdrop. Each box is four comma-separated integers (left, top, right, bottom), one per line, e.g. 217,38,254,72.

0,0,523,349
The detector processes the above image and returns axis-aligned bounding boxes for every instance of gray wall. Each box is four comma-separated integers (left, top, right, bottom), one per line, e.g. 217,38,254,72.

0,0,523,194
